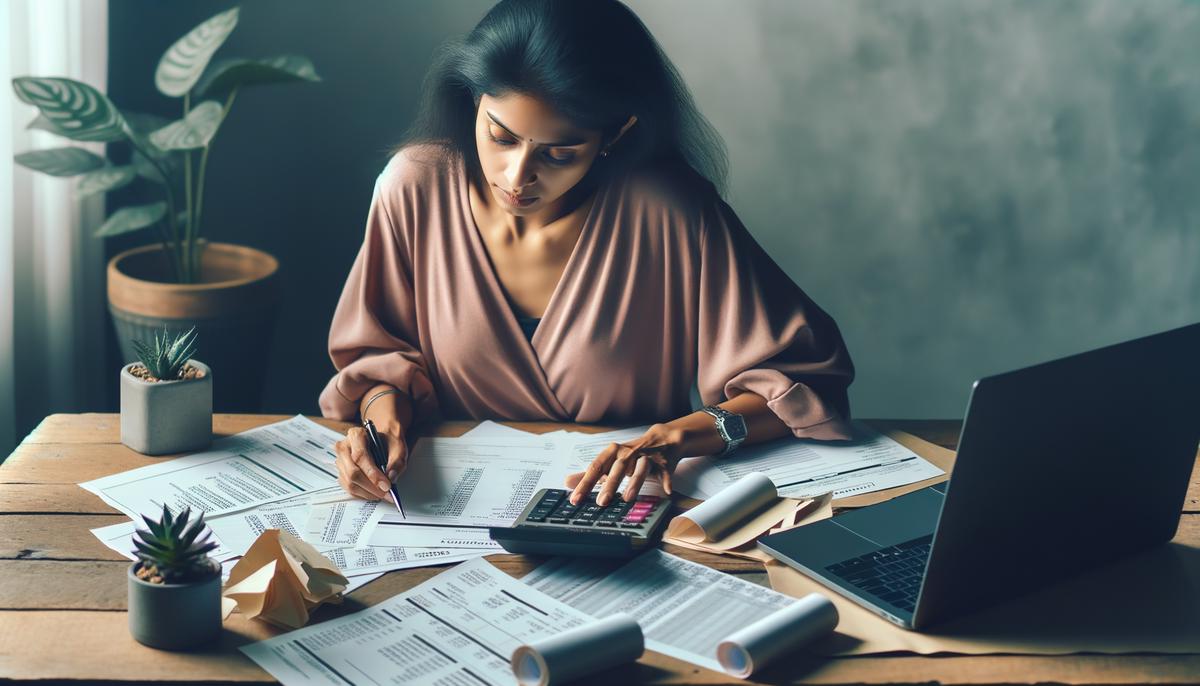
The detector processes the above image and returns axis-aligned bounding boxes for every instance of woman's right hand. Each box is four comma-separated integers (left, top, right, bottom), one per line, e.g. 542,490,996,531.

333,419,410,500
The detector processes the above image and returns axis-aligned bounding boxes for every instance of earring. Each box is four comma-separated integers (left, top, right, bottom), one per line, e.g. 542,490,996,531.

601,149,610,157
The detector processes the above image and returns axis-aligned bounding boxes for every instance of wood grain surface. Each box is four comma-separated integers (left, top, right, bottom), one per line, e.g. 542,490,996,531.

1,414,1196,685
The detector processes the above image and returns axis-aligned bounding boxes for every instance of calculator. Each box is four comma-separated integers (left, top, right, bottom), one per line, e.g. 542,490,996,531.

489,488,672,557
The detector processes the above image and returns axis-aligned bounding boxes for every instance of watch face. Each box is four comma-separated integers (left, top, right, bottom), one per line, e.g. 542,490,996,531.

724,415,748,441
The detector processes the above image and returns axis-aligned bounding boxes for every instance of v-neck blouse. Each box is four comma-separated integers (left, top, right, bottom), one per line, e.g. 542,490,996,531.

515,315,541,342
319,143,856,439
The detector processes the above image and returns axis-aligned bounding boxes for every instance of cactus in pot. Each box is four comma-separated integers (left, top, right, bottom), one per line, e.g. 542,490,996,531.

128,504,222,649
120,326,213,455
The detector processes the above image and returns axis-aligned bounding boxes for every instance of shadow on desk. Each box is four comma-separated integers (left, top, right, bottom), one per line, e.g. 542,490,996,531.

771,539,1200,656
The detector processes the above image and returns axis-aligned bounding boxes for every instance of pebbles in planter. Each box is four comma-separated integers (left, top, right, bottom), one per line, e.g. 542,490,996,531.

120,327,213,455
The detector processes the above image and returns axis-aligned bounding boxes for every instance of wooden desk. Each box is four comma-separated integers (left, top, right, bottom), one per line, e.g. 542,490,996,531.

2,414,1197,684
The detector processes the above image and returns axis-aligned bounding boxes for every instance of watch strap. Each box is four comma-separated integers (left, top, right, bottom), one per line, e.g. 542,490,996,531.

701,405,746,456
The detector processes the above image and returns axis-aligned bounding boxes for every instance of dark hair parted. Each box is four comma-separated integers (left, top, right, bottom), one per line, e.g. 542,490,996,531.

389,0,729,198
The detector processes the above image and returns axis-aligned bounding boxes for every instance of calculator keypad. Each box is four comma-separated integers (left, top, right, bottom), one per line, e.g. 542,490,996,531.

523,489,662,530
492,488,671,557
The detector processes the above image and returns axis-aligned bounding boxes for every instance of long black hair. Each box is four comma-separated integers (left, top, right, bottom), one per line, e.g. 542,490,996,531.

391,0,729,198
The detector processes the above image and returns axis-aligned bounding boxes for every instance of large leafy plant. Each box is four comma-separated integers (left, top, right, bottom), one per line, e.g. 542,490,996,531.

11,6,320,283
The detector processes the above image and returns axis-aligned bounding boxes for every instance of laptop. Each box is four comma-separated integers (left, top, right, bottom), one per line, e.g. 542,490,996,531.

758,322,1200,630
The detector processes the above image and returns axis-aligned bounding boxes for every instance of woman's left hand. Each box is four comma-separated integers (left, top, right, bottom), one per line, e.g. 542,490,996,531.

566,423,687,506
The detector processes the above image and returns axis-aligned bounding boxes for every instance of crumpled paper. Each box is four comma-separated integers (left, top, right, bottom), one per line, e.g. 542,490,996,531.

221,528,349,629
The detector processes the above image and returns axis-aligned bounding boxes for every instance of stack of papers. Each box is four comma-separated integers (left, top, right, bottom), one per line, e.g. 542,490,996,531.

673,420,945,500
361,420,662,546
84,415,944,597
83,416,482,593
241,556,595,684
83,417,662,593
524,549,818,673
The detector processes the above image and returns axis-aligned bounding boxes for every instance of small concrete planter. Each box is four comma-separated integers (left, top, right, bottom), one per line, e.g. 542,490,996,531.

120,360,213,455
128,559,222,650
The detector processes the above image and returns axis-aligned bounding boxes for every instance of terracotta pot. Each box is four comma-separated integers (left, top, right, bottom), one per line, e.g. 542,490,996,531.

108,242,280,412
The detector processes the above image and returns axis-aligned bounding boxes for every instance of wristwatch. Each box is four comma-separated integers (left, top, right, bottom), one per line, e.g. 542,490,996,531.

700,405,748,457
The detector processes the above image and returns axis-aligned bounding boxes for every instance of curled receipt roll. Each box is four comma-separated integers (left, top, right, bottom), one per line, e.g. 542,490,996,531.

717,593,839,678
512,613,644,686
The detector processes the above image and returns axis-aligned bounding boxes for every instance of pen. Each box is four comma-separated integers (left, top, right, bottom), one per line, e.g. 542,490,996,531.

363,419,406,518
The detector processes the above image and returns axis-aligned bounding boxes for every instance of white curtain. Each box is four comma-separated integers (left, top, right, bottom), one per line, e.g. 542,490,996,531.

1,0,109,455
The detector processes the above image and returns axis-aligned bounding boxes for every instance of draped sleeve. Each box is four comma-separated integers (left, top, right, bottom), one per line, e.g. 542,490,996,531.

695,195,855,440
318,153,440,424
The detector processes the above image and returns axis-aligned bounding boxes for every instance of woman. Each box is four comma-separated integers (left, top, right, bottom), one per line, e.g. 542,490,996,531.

320,0,855,509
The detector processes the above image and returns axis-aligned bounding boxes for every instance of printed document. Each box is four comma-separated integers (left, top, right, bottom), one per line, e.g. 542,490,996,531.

673,420,944,500
80,415,342,520
241,557,593,686
373,426,662,535
461,420,572,440
555,425,662,490
204,487,382,556
90,518,239,562
86,416,503,582
462,420,654,479
90,520,384,595
392,436,565,527
523,550,797,672
319,545,485,575
366,522,503,550
305,495,385,549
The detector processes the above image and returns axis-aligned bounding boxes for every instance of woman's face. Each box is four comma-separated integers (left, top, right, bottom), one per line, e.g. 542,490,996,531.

474,92,605,217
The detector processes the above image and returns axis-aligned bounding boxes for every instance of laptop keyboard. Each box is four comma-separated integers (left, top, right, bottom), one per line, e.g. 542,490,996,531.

824,534,933,613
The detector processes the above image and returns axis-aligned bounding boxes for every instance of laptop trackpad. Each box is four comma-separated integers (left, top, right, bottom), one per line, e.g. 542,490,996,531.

833,487,943,546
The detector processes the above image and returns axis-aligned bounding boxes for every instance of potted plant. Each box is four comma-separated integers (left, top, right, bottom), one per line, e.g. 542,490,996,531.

121,326,212,456
11,5,319,411
129,504,222,650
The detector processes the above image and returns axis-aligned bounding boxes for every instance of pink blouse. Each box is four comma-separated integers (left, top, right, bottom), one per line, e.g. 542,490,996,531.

319,144,855,440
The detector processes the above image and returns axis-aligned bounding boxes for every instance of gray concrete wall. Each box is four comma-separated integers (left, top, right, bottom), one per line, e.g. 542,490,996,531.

106,0,1200,421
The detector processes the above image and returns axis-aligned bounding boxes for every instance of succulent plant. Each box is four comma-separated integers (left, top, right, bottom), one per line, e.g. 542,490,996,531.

132,504,219,584
131,326,198,380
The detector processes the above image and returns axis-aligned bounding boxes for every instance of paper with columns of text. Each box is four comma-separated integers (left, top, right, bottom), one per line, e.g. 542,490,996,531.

80,415,343,520
202,487,383,556
672,420,944,500
524,550,805,672
91,520,385,596
240,557,594,686
368,423,663,540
